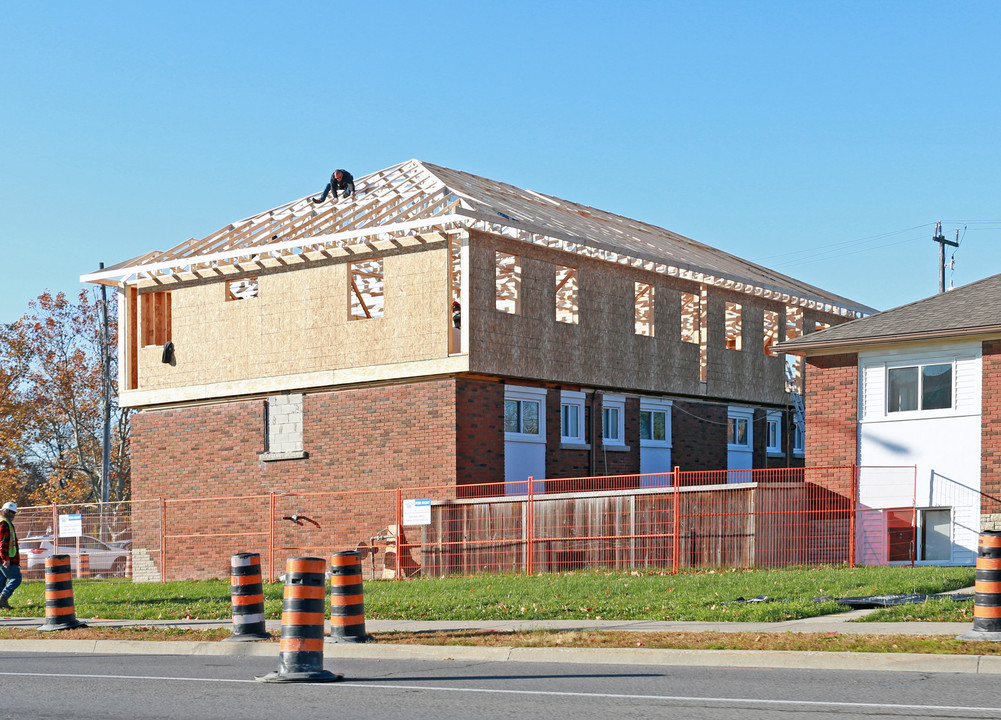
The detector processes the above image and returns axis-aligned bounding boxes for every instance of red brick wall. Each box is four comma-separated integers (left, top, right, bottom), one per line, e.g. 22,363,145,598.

545,390,592,479
455,378,505,489
671,401,727,471
804,353,858,497
982,341,1001,517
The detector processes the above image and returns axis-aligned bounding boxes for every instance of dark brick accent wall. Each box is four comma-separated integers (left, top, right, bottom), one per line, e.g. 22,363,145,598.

982,341,1001,517
455,378,505,488
671,401,727,471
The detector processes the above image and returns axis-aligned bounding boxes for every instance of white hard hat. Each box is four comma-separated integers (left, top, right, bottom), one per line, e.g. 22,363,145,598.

1,502,16,514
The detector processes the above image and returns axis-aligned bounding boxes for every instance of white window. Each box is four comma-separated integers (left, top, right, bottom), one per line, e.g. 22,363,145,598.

560,391,586,445
639,398,671,448
727,414,750,449
793,420,805,456
602,395,626,447
766,411,782,454
504,386,546,441
887,363,953,413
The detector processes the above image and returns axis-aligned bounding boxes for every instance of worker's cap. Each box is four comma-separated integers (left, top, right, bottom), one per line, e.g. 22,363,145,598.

1,502,16,514
452,301,460,307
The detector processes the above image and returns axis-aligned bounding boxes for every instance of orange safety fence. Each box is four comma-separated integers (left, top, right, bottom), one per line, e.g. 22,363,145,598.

13,465,922,582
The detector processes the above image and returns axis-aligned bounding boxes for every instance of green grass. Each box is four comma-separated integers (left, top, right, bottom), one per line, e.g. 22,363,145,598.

860,597,974,623
8,565,974,622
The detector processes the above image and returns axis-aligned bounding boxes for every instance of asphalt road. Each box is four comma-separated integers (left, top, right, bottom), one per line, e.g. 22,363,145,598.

2,652,1001,719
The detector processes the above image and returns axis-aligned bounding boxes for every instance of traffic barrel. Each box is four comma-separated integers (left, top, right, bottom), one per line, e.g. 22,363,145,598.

124,552,132,579
959,530,1001,641
328,550,368,643
77,552,90,579
37,555,87,631
256,557,342,683
224,552,271,642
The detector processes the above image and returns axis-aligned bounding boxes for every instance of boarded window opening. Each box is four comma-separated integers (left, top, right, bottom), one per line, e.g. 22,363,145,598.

226,277,259,301
350,258,384,319
724,302,742,350
140,291,171,347
555,266,578,324
634,282,654,336
495,251,520,314
763,309,779,356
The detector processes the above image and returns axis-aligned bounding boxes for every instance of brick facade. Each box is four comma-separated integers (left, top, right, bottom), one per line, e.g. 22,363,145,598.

982,340,1001,520
671,401,727,471
804,353,858,498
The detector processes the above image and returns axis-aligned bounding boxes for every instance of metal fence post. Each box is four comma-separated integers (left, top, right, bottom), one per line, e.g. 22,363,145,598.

672,466,680,575
160,498,167,583
526,477,534,575
848,463,857,568
394,488,402,581
269,492,277,583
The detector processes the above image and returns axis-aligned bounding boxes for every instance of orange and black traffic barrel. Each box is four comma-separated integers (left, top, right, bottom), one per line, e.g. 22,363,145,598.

77,552,90,579
973,531,1001,635
224,552,271,642
37,555,87,631
256,557,342,683
328,550,368,643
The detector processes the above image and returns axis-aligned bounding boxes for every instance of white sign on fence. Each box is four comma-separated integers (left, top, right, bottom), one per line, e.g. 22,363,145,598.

402,498,432,526
59,513,83,538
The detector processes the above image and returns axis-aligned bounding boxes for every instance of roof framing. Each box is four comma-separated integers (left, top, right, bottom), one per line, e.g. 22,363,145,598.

81,160,871,317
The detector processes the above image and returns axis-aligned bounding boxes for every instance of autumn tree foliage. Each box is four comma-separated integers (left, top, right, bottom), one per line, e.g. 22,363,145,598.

2,290,130,505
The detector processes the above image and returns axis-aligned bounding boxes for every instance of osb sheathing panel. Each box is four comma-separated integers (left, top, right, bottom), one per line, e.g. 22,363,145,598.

137,239,450,391
465,229,838,404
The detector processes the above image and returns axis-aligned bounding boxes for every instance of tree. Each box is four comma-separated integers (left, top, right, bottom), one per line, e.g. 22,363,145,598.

0,323,33,505
7,290,131,504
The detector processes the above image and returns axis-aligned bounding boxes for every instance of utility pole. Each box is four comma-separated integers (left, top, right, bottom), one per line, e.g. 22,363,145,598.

933,221,959,293
99,262,112,508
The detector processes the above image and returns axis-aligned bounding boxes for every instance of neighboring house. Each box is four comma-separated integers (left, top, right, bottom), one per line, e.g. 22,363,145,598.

777,273,1001,566
81,160,868,524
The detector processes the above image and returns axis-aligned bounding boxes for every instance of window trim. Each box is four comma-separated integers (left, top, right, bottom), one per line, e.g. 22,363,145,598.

504,385,547,444
765,410,783,455
727,407,753,450
601,394,627,448
560,390,586,445
639,397,672,448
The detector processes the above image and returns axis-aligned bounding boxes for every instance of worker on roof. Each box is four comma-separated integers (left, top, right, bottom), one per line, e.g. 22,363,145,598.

311,169,355,204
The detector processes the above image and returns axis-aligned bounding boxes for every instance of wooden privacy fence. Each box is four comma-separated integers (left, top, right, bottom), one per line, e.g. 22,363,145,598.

17,465,917,582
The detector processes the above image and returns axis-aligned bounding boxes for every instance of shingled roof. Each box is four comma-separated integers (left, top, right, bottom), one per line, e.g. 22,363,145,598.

81,159,871,317
777,272,1001,354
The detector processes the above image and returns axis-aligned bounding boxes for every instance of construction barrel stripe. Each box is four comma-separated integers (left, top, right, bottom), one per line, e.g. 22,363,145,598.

329,551,367,643
225,553,270,642
38,555,86,631
973,531,1001,634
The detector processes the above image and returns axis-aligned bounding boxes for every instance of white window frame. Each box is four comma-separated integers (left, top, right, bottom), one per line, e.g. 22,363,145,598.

504,385,546,444
765,411,782,455
792,420,805,456
560,390,586,445
885,361,954,415
639,397,672,448
601,394,626,447
727,407,753,450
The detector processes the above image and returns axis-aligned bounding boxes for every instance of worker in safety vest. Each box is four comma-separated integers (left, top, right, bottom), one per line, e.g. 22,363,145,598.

0,502,20,610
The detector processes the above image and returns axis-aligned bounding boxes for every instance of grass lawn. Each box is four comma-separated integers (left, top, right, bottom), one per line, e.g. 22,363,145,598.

3,565,974,622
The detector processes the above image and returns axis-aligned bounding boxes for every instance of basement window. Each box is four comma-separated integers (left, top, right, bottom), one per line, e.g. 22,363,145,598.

763,309,779,356
349,258,384,319
226,277,259,301
140,291,171,347
495,251,521,314
555,266,578,324
634,283,654,336
725,302,742,350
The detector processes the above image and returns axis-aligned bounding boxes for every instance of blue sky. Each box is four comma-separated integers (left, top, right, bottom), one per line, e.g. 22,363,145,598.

2,2,999,324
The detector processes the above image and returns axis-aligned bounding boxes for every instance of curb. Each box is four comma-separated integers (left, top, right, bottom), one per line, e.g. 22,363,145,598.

2,638,1001,674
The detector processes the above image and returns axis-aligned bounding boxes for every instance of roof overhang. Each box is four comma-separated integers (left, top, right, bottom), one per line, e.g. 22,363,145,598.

777,326,1001,356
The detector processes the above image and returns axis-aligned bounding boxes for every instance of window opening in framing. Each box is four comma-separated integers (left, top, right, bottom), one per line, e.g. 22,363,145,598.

349,258,384,319
682,286,707,381
634,282,654,336
555,265,578,324
226,277,259,301
449,236,462,354
495,251,520,314
785,305,803,393
724,302,742,350
763,309,779,356
140,291,171,347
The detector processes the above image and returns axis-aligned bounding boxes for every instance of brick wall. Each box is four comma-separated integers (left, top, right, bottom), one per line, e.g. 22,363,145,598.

982,341,1001,520
804,353,858,497
455,378,505,489
671,401,727,471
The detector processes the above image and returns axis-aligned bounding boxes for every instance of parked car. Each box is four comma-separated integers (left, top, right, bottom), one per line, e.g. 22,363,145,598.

20,534,130,577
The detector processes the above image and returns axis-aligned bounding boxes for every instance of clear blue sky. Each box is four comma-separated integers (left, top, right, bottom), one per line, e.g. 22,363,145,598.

2,2,999,324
